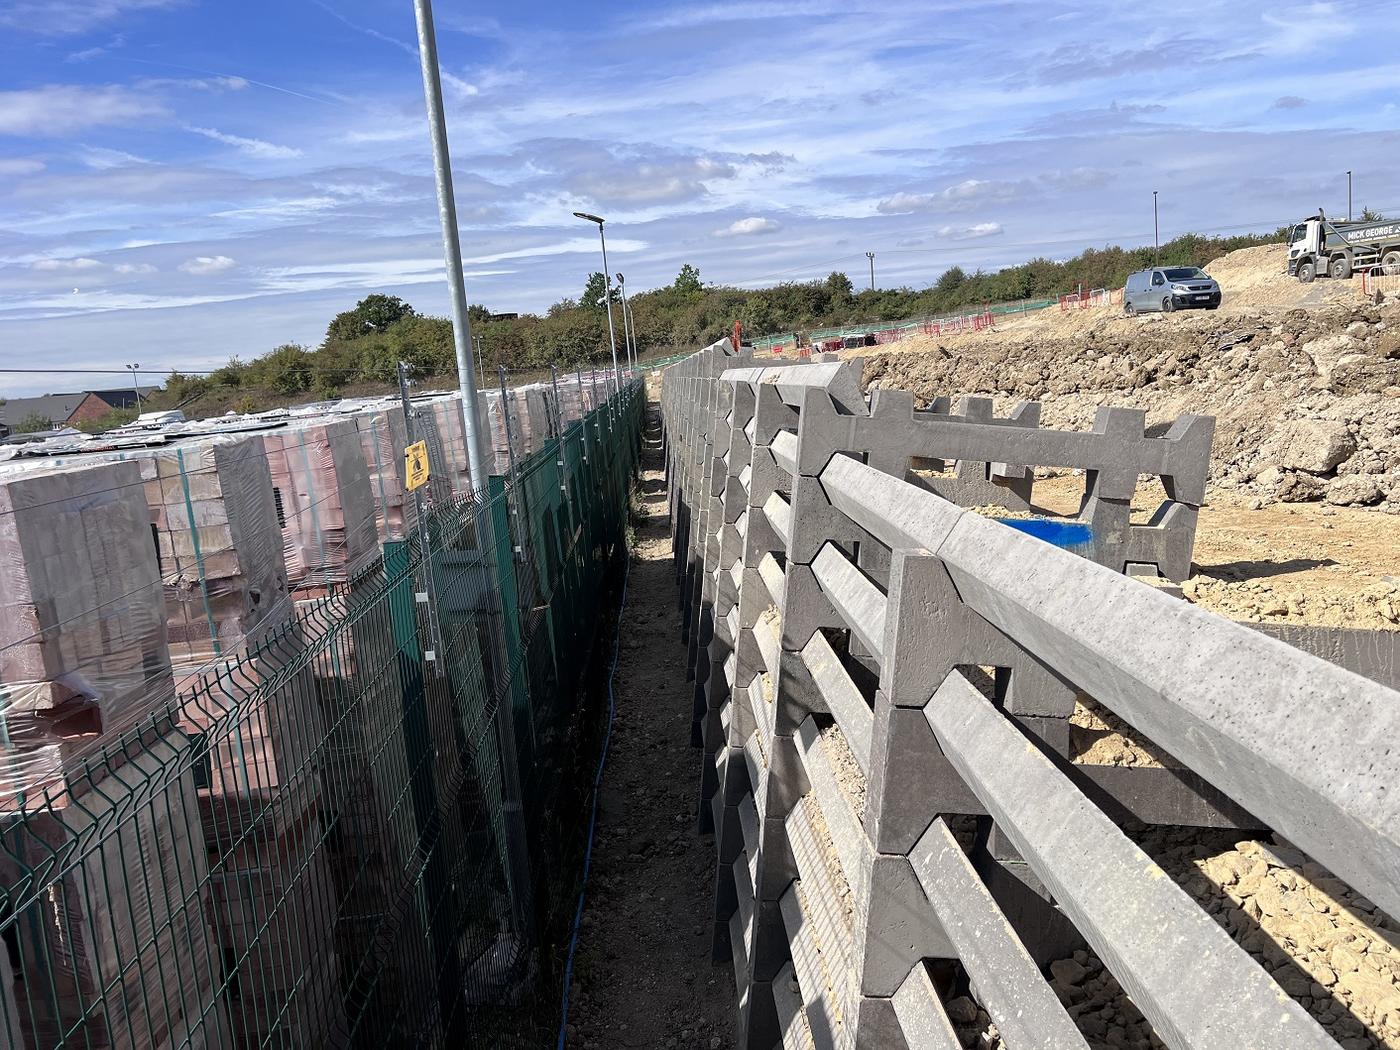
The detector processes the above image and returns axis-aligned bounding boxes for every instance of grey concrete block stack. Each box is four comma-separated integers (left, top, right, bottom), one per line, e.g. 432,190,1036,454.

658,350,1400,1050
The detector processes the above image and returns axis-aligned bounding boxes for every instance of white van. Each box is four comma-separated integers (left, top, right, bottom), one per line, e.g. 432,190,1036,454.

1123,267,1222,314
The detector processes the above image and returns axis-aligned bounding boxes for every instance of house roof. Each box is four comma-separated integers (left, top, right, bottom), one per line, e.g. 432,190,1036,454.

0,387,160,427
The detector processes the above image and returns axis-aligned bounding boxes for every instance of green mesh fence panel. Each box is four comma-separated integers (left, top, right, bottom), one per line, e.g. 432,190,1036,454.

0,382,645,1050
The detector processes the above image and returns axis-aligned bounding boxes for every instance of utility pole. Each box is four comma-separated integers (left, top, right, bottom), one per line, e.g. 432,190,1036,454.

865,251,875,291
126,363,142,411
1152,190,1160,265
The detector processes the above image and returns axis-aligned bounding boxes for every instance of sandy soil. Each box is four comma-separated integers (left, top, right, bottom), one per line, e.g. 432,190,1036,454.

1028,472,1400,629
565,409,735,1050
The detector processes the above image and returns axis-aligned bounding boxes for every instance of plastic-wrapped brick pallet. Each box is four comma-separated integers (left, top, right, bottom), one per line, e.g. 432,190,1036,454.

0,729,233,1050
263,418,380,590
348,402,418,543
0,459,174,802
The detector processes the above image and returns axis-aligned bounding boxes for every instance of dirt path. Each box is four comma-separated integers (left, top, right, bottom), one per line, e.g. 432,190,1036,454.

564,407,735,1050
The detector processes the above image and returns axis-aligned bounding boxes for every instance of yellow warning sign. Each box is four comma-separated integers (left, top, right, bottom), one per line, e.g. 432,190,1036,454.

405,441,431,492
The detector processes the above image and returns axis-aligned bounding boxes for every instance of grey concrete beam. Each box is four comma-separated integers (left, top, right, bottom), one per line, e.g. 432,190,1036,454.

926,670,1337,1050
801,631,874,776
811,543,887,664
826,450,1400,919
908,817,1088,1049
890,963,962,1050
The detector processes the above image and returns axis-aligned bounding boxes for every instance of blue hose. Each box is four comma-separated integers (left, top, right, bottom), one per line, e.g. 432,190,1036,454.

556,547,632,1049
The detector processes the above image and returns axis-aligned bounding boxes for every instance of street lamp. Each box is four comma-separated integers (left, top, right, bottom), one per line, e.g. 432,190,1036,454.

572,211,621,393
615,272,637,377
126,363,142,412
1347,170,1353,222
865,251,876,291
1152,190,1159,265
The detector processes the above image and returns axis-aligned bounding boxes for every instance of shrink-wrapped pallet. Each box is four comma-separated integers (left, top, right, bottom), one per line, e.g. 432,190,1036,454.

0,730,232,1050
0,460,173,803
349,403,417,543
207,804,347,1048
262,418,379,589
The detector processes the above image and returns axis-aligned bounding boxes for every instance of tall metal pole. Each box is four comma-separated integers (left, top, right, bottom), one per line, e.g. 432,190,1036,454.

475,334,486,392
1347,170,1353,222
412,0,489,489
616,275,636,378
597,228,622,394
1152,190,1159,264
397,360,442,668
126,364,142,411
412,0,533,951
865,251,875,291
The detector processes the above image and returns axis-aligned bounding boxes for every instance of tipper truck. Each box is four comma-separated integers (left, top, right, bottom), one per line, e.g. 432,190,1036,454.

1287,210,1400,282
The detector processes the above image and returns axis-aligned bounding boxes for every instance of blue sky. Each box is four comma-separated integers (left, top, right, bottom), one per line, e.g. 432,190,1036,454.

2,0,1400,395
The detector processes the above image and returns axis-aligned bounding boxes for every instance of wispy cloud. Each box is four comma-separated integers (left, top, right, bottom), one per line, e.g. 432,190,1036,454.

937,222,1003,240
0,0,180,35
115,262,158,274
0,158,45,175
179,255,237,275
188,126,302,159
0,84,165,135
32,257,104,271
715,217,781,237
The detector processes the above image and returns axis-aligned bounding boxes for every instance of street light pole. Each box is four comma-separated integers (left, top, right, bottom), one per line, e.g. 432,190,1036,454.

1347,170,1353,222
1152,190,1160,265
573,211,621,394
411,0,489,489
126,364,142,412
615,272,636,377
865,251,875,291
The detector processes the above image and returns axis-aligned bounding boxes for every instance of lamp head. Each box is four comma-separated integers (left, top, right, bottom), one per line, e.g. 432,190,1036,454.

573,211,605,225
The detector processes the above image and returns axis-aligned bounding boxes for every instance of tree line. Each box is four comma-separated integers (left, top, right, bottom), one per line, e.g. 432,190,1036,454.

34,223,1327,426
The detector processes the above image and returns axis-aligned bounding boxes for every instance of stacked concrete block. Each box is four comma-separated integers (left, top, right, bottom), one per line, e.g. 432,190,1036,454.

0,731,232,1050
263,418,379,590
423,393,482,498
207,805,346,1048
295,591,430,1026
350,403,417,544
0,459,173,801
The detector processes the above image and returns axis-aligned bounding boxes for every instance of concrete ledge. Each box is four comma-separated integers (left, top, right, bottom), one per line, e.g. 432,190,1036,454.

780,884,845,1050
772,961,815,1050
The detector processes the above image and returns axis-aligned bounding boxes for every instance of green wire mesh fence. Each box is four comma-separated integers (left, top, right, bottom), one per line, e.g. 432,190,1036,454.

0,380,645,1050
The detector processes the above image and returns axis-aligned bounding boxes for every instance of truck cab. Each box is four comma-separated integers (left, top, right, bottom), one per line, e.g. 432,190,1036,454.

1288,211,1400,282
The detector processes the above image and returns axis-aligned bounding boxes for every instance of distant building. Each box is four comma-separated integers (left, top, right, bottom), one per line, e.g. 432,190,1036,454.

0,387,160,435
487,312,520,322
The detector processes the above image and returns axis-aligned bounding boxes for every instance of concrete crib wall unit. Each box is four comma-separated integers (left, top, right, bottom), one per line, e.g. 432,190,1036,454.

659,352,1400,1050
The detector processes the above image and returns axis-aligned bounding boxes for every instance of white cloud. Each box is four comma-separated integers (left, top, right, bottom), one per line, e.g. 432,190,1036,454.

0,158,45,175
80,146,152,170
179,255,237,275
32,257,103,271
877,180,1017,215
936,222,1004,240
115,262,158,274
0,0,180,35
0,84,165,136
188,126,302,159
715,216,781,237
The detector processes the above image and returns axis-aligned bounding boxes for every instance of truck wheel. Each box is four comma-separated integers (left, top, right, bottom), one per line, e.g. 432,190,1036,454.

1329,256,1352,280
1383,250,1400,276
1297,260,1316,283
1162,297,1174,313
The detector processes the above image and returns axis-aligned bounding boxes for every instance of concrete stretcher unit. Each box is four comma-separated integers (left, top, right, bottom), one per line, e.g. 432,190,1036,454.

660,354,1400,1050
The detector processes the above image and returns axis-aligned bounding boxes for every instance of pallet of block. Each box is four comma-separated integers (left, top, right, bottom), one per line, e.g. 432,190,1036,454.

262,417,380,590
0,458,175,804
0,728,232,1050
